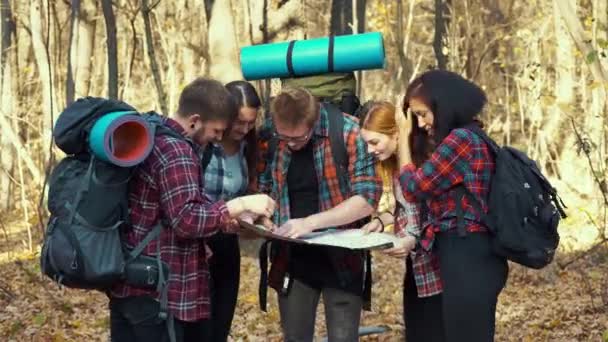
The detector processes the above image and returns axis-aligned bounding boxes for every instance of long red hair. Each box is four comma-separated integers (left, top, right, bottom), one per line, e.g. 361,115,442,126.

360,101,398,179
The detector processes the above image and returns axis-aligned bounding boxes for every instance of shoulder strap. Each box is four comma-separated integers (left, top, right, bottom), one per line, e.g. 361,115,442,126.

262,104,349,192
324,103,349,192
463,124,500,155
200,144,214,172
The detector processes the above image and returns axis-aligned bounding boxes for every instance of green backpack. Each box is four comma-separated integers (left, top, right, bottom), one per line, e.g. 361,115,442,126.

281,72,360,116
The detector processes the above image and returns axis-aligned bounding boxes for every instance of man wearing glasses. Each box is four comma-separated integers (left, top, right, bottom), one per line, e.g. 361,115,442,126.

256,87,382,342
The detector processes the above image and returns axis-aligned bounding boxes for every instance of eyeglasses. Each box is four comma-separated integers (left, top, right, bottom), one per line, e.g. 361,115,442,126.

273,129,312,143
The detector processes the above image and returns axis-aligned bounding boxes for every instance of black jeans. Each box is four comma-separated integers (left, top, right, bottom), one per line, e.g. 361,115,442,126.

207,232,241,342
109,296,213,342
278,278,363,342
403,232,508,342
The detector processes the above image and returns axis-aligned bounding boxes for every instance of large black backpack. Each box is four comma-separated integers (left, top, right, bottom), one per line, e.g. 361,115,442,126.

41,104,186,290
41,100,204,342
454,126,567,269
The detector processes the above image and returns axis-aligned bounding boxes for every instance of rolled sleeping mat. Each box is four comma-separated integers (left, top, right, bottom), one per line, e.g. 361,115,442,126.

240,32,385,80
89,111,154,167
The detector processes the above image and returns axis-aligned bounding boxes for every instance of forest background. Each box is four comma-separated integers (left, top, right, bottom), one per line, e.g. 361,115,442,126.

0,0,606,340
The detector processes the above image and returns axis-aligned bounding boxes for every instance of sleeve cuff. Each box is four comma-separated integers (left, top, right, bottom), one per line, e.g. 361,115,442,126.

216,200,231,225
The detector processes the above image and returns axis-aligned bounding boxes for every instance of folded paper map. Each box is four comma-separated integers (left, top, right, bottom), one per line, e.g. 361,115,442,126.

238,219,401,250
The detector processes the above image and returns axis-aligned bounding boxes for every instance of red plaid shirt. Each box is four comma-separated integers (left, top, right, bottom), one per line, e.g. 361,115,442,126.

257,108,382,291
399,128,495,251
393,184,443,297
111,118,231,322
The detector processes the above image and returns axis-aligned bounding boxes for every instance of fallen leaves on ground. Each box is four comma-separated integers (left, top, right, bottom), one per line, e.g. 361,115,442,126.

0,242,606,341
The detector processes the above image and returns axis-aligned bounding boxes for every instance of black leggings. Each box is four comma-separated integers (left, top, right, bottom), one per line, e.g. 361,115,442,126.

404,232,508,342
207,232,241,342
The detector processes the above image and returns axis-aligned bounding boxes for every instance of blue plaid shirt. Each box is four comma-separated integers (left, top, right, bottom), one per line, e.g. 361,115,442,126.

202,142,249,202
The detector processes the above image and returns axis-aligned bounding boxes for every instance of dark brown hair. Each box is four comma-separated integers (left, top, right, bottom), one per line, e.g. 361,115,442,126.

177,77,238,123
225,80,262,191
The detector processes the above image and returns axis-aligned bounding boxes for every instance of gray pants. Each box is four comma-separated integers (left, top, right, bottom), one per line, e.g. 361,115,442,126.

278,278,363,342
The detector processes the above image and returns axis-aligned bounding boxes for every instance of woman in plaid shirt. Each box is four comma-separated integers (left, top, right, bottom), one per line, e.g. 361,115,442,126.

395,70,509,342
358,101,443,341
202,80,261,342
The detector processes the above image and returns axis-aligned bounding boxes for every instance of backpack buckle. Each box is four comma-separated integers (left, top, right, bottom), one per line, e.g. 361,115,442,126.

70,251,78,270
146,266,155,286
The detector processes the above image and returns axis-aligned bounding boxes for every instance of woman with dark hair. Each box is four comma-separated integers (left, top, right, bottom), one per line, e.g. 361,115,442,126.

202,80,261,341
395,70,508,341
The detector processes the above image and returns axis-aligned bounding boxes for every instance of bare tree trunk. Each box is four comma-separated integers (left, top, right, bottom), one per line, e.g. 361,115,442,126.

67,0,96,105
554,0,608,83
142,0,168,114
208,0,242,83
66,0,79,105
0,0,14,211
555,0,605,196
0,112,42,184
102,0,118,99
120,6,140,100
548,0,577,180
180,0,209,80
330,0,353,35
395,0,416,86
591,0,607,175
30,0,55,155
433,0,451,70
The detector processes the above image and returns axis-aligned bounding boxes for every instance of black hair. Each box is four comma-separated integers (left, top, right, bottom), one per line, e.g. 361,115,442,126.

403,70,487,166
225,80,262,109
225,80,262,191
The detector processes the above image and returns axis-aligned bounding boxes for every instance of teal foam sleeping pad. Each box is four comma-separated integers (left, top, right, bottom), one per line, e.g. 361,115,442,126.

240,32,385,80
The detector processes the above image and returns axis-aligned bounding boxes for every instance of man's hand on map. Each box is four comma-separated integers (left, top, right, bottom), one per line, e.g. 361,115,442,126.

382,235,416,258
257,216,278,231
275,217,317,239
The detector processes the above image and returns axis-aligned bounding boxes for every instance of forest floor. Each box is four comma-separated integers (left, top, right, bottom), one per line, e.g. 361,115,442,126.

0,217,606,341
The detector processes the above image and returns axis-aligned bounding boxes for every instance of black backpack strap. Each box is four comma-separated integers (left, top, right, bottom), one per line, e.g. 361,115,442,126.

258,239,272,312
200,144,214,172
362,250,372,310
324,103,349,192
464,125,500,155
126,223,163,261
154,229,176,342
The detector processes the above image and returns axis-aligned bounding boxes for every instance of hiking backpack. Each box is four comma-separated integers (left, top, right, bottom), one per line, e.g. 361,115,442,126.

40,98,196,292
454,126,567,269
281,72,362,117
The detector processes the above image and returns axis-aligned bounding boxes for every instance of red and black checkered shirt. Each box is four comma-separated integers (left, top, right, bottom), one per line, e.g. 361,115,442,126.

399,128,495,251
111,118,231,322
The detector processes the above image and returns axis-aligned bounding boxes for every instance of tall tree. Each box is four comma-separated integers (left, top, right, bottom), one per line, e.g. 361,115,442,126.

142,0,168,114
208,0,242,83
433,0,451,69
0,0,15,210
329,0,366,35
101,0,118,99
30,0,55,155
66,0,96,105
